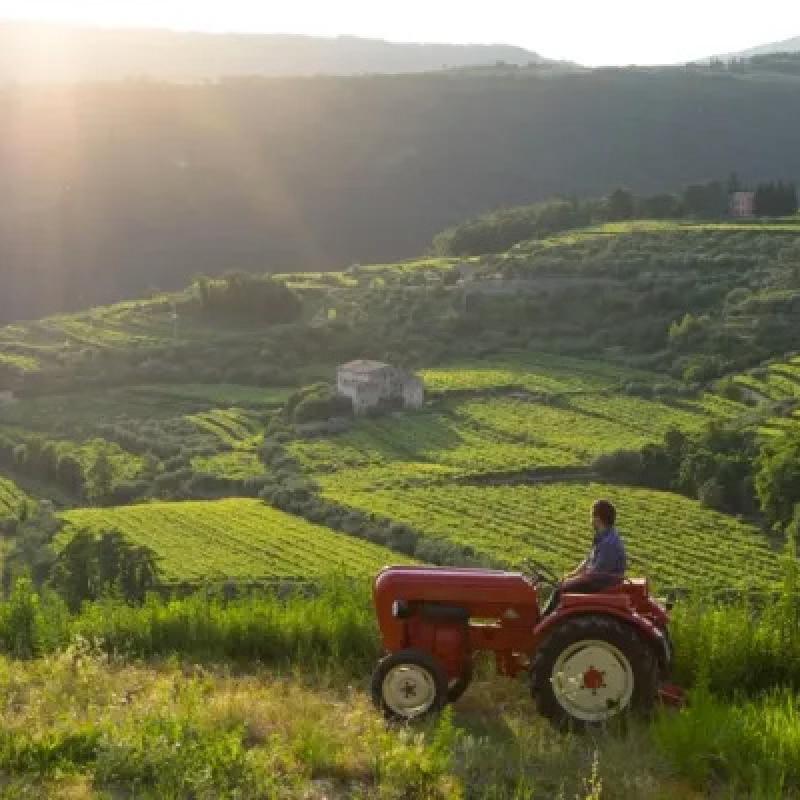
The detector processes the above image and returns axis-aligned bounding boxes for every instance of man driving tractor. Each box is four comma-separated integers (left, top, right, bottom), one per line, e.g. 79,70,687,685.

543,499,627,615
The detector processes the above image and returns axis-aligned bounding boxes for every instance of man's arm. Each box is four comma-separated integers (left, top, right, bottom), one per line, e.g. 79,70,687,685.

584,537,621,578
564,556,590,580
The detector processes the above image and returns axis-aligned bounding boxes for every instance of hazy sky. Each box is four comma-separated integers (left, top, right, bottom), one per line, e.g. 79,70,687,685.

1,0,798,65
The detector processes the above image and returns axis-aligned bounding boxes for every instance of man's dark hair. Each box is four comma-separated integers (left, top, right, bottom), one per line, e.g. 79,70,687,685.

592,499,616,527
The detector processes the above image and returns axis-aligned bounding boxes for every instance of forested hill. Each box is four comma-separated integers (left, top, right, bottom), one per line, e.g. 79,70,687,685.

4,66,800,323
0,22,548,82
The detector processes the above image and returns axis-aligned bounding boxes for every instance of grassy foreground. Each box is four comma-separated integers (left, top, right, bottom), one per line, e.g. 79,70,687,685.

0,653,697,800
0,577,799,795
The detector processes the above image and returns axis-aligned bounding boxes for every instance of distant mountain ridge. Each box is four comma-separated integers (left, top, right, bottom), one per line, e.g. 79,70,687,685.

715,35,800,60
0,21,551,82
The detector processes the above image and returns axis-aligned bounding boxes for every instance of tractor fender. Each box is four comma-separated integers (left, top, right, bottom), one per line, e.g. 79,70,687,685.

533,605,670,672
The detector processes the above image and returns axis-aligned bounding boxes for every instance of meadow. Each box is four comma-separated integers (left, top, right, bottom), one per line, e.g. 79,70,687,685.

59,499,410,582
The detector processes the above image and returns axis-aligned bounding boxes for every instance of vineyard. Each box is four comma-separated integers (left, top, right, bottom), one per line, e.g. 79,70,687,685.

0,476,27,520
191,450,266,480
186,409,263,447
734,356,800,402
323,481,781,587
59,499,409,581
419,352,662,394
292,386,741,491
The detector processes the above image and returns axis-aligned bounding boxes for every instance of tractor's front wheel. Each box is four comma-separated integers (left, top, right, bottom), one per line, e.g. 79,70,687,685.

531,615,657,731
371,649,448,722
447,662,473,703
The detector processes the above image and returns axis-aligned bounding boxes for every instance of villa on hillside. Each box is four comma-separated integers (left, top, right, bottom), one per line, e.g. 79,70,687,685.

730,191,756,218
336,360,424,415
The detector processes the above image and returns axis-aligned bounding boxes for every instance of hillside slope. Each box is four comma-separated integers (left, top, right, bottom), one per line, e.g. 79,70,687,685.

719,35,800,59
3,69,800,321
0,22,550,82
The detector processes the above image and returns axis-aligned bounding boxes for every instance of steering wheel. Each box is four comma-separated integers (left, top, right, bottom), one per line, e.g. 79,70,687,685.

519,558,560,587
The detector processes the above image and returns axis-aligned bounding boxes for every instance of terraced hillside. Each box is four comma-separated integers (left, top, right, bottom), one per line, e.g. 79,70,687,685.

60,499,410,582
2,217,800,592
292,363,745,491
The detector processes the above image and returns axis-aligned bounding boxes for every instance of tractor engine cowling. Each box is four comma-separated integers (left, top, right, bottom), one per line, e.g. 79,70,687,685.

373,566,541,680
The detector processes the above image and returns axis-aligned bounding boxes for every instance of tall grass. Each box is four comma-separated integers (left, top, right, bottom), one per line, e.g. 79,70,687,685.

654,689,800,797
0,577,379,674
669,540,800,695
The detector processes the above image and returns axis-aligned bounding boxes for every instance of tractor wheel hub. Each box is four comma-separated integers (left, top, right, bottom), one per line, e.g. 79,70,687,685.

551,639,634,722
382,664,436,718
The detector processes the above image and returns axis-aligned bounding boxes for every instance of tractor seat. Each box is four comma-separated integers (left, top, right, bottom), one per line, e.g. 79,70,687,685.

605,578,649,604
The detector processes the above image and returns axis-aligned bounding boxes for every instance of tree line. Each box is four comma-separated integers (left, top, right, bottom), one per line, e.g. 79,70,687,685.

433,177,798,256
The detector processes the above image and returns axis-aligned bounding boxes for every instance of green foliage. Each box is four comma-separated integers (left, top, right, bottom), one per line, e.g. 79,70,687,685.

195,272,302,322
756,432,800,529
72,579,379,670
595,425,759,515
50,530,159,610
654,688,800,795
287,383,352,424
0,578,70,659
432,197,597,256
754,180,798,216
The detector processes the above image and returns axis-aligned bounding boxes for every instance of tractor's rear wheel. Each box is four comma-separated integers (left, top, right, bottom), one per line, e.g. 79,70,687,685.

531,615,658,731
371,649,448,722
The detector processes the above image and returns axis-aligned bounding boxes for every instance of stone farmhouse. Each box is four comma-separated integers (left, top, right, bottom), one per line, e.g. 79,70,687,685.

336,360,424,415
730,191,756,218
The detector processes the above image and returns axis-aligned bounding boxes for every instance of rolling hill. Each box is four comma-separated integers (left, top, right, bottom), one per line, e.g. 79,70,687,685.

2,214,800,796
3,67,800,322
718,35,800,59
0,21,550,82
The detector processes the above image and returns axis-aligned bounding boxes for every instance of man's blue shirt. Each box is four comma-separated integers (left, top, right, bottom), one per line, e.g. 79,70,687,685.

587,526,626,577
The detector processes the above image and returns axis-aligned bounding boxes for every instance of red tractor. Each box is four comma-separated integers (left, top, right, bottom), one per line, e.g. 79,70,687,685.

370,561,681,729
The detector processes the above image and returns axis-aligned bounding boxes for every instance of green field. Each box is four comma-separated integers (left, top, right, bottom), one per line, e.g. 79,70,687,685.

60,499,410,581
324,481,780,587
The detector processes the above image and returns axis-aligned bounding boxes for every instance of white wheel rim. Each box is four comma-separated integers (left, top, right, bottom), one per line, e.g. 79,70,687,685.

382,664,437,718
551,639,634,722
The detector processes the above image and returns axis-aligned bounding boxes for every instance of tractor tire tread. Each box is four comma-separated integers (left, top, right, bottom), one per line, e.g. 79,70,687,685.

531,614,658,732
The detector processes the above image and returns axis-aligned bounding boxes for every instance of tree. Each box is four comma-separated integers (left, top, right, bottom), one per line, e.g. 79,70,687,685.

754,181,798,216
50,529,159,609
756,434,800,529
87,449,114,505
682,181,727,218
606,188,635,221
637,193,680,219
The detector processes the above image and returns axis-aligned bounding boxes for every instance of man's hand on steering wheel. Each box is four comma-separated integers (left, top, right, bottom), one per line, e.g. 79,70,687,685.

520,558,560,587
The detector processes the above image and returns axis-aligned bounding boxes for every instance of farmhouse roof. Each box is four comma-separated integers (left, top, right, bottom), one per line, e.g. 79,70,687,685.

338,359,391,373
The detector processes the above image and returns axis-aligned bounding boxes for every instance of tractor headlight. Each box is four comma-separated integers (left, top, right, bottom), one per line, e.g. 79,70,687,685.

392,600,411,618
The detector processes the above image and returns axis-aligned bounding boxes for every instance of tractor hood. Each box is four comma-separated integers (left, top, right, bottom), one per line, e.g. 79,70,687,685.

373,565,538,607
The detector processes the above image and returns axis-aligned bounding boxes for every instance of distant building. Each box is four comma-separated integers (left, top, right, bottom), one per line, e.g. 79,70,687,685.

730,191,756,218
0,390,16,406
336,360,424,415
456,261,483,282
